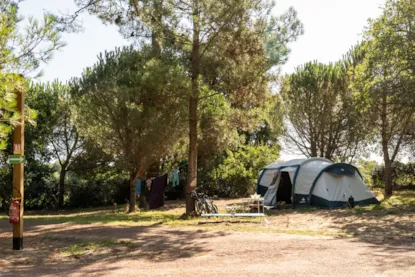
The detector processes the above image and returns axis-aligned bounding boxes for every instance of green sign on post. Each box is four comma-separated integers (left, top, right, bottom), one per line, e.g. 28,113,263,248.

8,155,25,164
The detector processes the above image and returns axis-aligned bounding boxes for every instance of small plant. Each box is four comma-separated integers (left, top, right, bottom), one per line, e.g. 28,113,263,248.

61,239,135,258
64,244,87,256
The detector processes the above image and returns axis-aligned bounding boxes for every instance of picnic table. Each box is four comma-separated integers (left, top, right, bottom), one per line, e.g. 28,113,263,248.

225,197,265,214
201,195,269,217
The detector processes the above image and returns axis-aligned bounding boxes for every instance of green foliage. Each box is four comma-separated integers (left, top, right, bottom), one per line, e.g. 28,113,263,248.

356,159,379,187
0,1,64,149
0,82,61,209
281,59,369,161
351,0,415,195
73,1,303,210
72,46,188,181
199,144,280,197
265,7,304,66
65,170,128,208
371,162,415,190
1,81,118,210
0,1,64,75
198,91,241,163
0,73,26,149
239,93,284,147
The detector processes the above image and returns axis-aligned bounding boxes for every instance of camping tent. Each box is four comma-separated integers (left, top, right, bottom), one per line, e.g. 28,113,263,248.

256,158,379,209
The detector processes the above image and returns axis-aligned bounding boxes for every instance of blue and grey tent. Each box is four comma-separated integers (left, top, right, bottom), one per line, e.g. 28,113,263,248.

256,158,379,209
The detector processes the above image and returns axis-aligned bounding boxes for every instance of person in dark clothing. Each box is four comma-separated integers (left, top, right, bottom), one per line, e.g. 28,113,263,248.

148,174,167,209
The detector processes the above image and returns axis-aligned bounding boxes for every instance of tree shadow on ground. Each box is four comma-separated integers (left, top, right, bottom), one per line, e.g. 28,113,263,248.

0,220,227,277
329,211,414,247
268,207,414,248
267,207,415,274
154,200,185,212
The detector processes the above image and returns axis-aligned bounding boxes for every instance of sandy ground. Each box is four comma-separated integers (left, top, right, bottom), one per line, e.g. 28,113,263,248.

0,217,414,277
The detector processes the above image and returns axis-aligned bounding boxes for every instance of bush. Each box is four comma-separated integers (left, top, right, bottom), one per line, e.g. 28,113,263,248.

198,145,280,197
66,171,129,208
371,162,415,190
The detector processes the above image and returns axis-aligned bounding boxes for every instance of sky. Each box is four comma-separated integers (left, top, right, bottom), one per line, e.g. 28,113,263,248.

19,0,387,82
19,0,387,161
276,0,385,74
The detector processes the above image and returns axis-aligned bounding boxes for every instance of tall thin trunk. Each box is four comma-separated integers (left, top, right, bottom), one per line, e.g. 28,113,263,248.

129,167,146,212
380,92,393,197
129,172,137,213
151,0,162,58
383,159,393,197
186,0,200,215
58,168,66,208
310,140,317,157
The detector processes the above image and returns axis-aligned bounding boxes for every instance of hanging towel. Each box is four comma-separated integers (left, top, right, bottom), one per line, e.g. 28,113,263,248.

135,179,142,196
149,174,167,209
172,169,179,187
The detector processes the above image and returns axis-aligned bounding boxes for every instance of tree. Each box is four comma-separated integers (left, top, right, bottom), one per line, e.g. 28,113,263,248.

178,1,302,214
71,0,303,214
239,93,284,147
30,83,85,208
0,1,64,149
72,46,188,212
281,56,369,162
356,159,379,187
352,0,415,197
0,74,27,150
1,81,70,210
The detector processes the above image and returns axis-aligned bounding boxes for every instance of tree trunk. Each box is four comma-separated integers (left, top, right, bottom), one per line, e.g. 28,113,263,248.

151,0,162,58
58,168,66,208
138,167,148,210
383,159,393,197
186,0,200,215
310,132,317,157
129,172,137,213
381,92,393,197
129,167,147,212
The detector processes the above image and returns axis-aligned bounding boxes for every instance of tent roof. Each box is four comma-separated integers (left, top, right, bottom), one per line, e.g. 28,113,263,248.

264,159,305,169
264,158,332,170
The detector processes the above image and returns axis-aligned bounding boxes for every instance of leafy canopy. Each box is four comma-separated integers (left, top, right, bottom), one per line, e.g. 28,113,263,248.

0,1,64,149
72,46,188,174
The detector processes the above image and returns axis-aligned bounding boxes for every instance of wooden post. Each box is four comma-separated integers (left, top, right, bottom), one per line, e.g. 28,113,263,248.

12,89,24,250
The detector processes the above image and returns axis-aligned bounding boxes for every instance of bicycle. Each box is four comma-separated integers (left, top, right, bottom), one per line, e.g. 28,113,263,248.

191,190,205,215
191,189,218,215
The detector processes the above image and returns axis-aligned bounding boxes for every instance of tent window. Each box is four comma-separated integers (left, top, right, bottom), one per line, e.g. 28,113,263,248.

277,172,293,204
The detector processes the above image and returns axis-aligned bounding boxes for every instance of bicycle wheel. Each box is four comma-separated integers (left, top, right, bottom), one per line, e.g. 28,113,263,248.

211,203,218,214
203,200,212,214
195,200,203,215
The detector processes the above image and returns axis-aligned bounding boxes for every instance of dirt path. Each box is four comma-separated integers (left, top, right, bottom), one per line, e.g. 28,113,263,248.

1,221,414,277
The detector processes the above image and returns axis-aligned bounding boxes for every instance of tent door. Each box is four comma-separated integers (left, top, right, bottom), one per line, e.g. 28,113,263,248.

277,172,293,204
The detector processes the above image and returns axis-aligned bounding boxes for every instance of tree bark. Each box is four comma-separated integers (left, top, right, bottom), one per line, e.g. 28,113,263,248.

58,168,67,208
129,172,137,213
380,92,393,197
129,167,147,212
151,0,162,58
186,0,200,215
383,159,393,197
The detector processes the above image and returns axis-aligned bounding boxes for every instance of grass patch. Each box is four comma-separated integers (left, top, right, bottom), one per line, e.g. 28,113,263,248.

61,239,135,257
1,191,413,237
353,191,415,215
1,210,181,225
